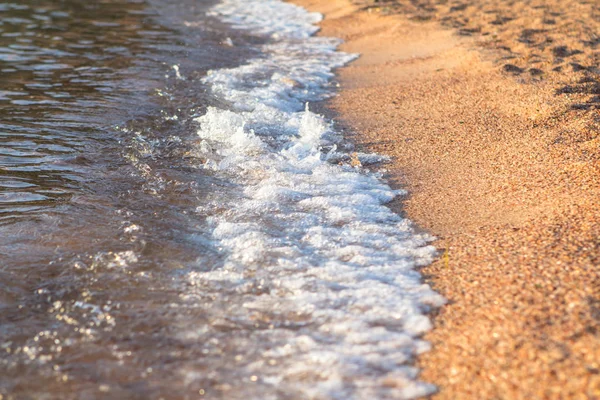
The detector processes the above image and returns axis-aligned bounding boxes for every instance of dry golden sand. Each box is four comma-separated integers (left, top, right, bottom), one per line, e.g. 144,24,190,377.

289,0,600,398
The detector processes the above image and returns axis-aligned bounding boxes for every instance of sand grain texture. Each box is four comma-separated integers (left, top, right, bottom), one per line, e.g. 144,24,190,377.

290,0,600,398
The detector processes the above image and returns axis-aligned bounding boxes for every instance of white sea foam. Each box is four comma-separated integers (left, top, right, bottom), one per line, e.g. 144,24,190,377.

209,0,322,39
184,0,445,398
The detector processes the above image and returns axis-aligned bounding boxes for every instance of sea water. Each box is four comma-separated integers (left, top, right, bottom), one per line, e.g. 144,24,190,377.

0,0,443,398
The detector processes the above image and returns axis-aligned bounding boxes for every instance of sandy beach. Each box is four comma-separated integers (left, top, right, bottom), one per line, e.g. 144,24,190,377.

290,0,600,398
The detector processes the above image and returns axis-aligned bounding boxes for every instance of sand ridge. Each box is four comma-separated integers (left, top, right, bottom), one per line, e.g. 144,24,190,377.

289,0,600,398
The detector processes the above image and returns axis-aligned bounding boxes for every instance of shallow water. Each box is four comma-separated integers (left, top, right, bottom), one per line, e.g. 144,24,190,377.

0,0,252,397
0,0,442,399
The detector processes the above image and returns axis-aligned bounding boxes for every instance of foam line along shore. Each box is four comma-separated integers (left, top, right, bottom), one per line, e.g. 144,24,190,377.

181,0,446,398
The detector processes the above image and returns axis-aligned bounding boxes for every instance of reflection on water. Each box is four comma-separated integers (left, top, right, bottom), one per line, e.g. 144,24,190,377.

1,0,170,225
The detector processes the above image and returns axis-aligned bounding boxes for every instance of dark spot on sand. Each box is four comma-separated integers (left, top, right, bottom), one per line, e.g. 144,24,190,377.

491,15,513,25
556,85,577,94
588,296,600,323
503,64,524,74
578,76,596,84
570,63,588,72
571,104,594,110
449,4,468,12
582,37,600,48
518,29,547,45
458,27,481,36
410,14,433,21
588,366,600,374
556,82,600,95
529,68,544,76
552,46,582,58
588,95,600,103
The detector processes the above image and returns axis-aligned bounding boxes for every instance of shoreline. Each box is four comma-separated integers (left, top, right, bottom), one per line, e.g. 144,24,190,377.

290,0,600,398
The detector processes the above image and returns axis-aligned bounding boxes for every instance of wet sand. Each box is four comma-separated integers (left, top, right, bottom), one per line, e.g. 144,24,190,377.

290,0,600,398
